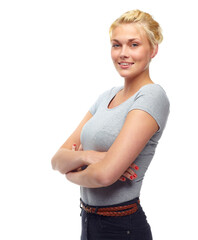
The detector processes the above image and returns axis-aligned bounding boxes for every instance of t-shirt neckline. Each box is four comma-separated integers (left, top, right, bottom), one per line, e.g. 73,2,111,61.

106,83,155,111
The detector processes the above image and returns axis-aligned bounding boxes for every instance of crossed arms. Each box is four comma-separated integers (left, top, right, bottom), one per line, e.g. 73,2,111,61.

51,109,158,188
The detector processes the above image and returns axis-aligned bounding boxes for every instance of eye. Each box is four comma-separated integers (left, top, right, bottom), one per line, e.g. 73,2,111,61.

131,43,138,47
112,44,120,48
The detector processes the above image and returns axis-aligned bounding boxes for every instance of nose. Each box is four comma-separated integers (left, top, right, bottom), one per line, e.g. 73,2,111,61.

120,45,129,59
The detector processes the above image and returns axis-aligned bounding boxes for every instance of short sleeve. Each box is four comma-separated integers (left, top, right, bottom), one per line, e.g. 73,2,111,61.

89,88,113,115
128,85,170,132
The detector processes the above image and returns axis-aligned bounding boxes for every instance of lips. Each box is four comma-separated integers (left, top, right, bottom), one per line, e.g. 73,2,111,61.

118,62,134,68
119,62,134,65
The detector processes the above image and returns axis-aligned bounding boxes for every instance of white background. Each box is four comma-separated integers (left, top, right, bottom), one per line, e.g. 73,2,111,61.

0,0,198,239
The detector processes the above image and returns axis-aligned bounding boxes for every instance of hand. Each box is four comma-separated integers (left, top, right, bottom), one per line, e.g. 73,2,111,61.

119,163,139,182
72,144,106,171
73,143,106,165
72,143,82,151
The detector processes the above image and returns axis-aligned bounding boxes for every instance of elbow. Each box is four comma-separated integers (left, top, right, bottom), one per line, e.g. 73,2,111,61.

51,155,60,172
51,148,70,174
93,169,116,187
97,176,115,188
101,175,116,187
51,155,65,174
51,156,57,171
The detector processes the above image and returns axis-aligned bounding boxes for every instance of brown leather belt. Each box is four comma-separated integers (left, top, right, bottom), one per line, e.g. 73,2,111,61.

80,200,140,217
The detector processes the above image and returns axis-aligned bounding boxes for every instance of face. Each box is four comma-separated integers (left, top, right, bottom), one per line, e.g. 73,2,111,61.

111,23,157,80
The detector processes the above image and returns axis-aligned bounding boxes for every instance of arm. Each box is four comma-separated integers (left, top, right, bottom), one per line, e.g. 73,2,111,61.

72,144,139,181
51,148,86,174
51,111,107,174
66,109,158,188
51,111,92,174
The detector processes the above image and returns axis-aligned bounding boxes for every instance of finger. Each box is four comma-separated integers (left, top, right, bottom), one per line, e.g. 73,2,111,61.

72,144,77,151
119,176,126,182
130,163,139,170
126,167,135,175
123,171,137,181
78,144,83,151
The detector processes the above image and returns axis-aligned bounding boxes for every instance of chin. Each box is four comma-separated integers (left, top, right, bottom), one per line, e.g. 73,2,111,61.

118,71,135,79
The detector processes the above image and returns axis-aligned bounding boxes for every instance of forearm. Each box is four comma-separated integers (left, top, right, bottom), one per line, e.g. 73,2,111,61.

64,149,139,187
51,148,86,174
66,163,106,188
51,148,107,174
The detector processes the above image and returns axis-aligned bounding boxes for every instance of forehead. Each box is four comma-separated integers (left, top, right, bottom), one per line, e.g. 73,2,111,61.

111,23,147,42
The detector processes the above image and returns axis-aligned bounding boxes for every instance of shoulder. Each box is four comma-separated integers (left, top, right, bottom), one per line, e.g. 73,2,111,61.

103,86,123,96
137,84,170,104
135,84,170,111
96,86,123,101
130,84,170,132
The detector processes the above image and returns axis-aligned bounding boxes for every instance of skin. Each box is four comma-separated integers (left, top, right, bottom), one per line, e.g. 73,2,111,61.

51,23,159,188
72,144,139,181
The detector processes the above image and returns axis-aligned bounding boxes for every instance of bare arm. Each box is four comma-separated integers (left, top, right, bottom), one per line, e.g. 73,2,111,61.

51,111,107,174
51,110,139,180
72,144,139,181
51,111,92,174
51,148,85,174
66,109,158,188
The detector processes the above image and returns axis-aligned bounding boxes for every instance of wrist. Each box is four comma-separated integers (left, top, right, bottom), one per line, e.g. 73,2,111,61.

82,150,106,165
80,150,89,165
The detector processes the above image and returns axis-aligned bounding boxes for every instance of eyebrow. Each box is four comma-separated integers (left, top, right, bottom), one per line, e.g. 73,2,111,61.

128,38,140,42
111,38,140,43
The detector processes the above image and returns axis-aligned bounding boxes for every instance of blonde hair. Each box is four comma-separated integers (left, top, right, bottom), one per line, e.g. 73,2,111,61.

109,9,163,47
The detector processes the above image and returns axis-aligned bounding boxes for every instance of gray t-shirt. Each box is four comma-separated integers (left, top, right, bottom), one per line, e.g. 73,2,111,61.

80,84,170,206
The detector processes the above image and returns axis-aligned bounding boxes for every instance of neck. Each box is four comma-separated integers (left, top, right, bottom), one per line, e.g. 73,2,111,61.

122,69,153,96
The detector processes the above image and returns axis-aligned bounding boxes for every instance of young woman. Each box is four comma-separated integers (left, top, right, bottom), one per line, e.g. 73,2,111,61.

51,9,170,240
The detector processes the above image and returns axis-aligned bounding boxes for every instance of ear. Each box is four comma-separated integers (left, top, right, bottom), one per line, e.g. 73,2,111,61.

151,44,158,59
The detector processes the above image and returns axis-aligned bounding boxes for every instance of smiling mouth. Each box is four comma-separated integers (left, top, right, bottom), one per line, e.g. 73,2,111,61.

118,62,134,68
118,62,134,66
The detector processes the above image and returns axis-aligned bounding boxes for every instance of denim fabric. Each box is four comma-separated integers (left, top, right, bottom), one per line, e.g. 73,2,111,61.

80,198,152,240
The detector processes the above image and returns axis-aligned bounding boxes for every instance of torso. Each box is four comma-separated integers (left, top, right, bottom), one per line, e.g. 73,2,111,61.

80,84,169,206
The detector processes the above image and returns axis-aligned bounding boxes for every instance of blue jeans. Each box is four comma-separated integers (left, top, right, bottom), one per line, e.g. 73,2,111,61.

80,198,153,240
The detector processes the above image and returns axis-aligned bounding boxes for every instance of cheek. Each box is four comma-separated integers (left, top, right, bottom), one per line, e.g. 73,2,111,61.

111,48,122,62
133,49,151,63
132,49,145,60
111,50,117,62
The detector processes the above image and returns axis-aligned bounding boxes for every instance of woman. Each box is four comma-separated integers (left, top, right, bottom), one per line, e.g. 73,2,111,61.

51,9,170,240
